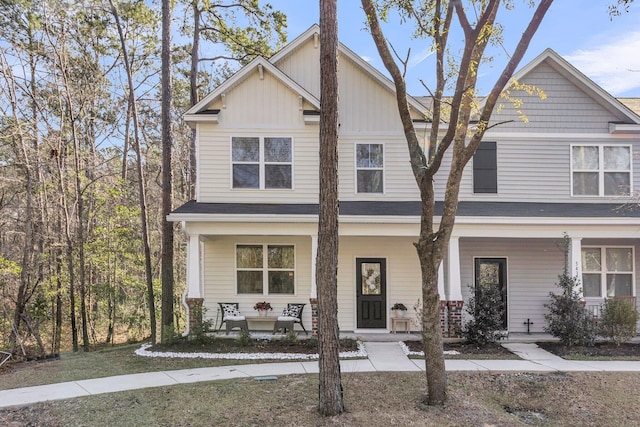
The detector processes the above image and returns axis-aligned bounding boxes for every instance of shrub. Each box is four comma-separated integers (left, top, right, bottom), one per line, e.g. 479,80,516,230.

544,273,596,347
461,283,507,346
235,328,253,347
599,298,638,346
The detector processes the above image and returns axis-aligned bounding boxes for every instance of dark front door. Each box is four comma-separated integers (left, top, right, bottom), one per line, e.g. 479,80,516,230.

474,258,508,329
356,258,386,328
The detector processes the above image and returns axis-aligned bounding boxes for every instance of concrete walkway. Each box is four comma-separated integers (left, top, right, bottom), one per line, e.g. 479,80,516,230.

1,342,640,409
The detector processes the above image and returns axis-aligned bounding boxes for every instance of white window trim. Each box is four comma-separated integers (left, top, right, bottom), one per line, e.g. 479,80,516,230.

582,245,635,299
230,136,294,190
354,142,385,195
235,243,297,296
570,144,632,197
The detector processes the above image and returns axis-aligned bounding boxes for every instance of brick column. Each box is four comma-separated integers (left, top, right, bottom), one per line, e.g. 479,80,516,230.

309,298,318,336
440,300,448,337
186,298,204,337
447,300,464,338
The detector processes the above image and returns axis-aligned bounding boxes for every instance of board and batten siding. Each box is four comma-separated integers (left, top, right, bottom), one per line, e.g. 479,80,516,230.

201,235,313,329
272,38,321,99
338,237,422,331
459,237,564,333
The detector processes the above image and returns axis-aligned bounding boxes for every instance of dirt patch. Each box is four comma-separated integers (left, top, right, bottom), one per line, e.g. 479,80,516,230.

537,341,640,360
149,336,359,355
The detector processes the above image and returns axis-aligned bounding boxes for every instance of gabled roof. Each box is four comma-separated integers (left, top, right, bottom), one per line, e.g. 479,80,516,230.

184,56,321,119
502,48,640,125
270,25,427,116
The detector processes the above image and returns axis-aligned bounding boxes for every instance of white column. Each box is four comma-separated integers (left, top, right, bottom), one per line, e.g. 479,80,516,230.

310,235,318,299
186,233,202,299
448,236,463,301
571,237,583,297
438,262,445,300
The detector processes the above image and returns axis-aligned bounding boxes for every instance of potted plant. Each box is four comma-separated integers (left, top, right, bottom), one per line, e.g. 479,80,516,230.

253,301,273,316
391,302,408,317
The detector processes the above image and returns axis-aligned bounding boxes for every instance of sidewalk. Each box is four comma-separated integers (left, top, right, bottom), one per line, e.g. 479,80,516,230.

1,342,640,409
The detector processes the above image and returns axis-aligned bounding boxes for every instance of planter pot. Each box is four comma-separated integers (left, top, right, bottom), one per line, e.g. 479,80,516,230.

258,310,268,317
395,310,407,318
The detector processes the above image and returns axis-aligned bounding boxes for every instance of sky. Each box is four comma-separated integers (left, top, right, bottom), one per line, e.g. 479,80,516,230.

266,1,640,98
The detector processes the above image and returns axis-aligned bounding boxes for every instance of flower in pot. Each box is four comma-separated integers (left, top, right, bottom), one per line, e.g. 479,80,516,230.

391,302,408,317
253,301,273,316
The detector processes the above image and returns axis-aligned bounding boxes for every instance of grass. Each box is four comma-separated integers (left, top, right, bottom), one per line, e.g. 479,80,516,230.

2,371,640,426
3,339,640,425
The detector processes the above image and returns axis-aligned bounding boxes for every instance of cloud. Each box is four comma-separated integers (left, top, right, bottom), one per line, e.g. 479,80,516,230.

564,31,640,96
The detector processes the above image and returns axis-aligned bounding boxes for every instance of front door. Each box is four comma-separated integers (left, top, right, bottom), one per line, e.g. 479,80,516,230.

474,258,508,329
356,258,386,328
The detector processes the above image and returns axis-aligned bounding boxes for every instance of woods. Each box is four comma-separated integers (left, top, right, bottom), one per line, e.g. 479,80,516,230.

0,0,285,358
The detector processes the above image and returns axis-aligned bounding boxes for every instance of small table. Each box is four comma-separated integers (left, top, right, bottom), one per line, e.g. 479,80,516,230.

245,316,286,333
391,316,411,334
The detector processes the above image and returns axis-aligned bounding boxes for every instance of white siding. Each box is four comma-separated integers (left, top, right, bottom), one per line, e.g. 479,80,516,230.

338,237,422,331
202,235,313,330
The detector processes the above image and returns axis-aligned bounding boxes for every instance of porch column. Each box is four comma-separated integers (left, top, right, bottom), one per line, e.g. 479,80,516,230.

184,232,203,336
309,234,318,335
570,237,583,297
446,236,464,338
448,236,463,300
186,233,203,299
437,262,445,298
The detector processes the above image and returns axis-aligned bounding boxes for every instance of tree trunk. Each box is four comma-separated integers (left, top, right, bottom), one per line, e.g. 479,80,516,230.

188,4,201,200
317,0,343,417
161,0,175,342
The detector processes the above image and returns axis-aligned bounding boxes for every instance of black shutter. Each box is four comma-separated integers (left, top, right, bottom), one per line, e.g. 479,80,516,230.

473,141,497,193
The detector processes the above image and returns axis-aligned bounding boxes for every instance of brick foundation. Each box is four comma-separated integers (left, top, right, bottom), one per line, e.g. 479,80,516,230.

309,298,318,336
186,298,204,337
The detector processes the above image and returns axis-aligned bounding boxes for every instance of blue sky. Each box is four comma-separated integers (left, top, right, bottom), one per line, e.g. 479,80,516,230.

267,1,640,97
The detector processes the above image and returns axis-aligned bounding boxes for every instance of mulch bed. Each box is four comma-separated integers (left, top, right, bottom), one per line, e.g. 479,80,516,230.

149,337,359,355
537,341,640,359
404,340,514,356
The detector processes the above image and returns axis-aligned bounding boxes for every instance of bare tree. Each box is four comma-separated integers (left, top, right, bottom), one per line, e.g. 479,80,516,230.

316,0,343,416
109,0,157,344
361,0,553,405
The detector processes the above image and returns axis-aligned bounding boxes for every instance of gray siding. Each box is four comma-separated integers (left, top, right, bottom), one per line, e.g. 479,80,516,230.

459,237,564,333
489,62,620,133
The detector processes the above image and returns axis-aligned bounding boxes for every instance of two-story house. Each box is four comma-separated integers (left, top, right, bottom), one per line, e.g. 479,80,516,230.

168,25,640,337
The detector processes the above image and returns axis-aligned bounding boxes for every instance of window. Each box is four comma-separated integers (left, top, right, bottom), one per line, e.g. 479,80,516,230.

582,247,634,298
231,137,292,189
236,244,295,294
356,143,383,193
473,141,497,193
571,145,631,196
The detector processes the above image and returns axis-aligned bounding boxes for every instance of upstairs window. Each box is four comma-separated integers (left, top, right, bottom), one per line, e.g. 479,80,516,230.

473,141,497,193
582,247,634,298
356,143,384,193
571,145,631,196
236,244,295,295
231,137,292,189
